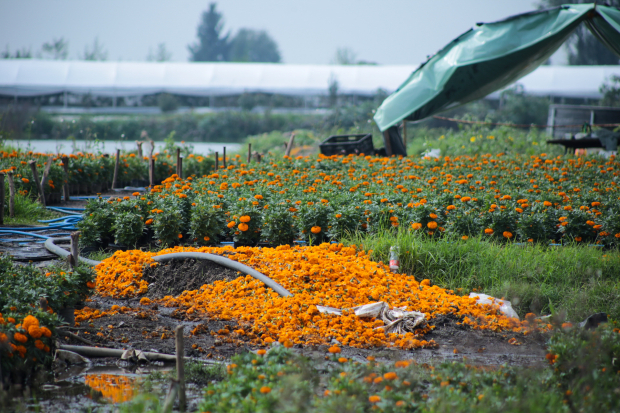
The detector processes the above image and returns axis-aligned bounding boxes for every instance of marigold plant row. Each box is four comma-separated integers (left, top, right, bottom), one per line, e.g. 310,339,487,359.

0,149,214,197
93,244,544,349
79,152,620,247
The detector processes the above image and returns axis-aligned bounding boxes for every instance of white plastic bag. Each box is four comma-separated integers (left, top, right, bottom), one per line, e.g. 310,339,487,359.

469,293,519,319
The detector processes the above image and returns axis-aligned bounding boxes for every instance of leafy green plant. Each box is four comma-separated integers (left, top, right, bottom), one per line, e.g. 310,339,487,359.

262,204,297,245
189,196,227,245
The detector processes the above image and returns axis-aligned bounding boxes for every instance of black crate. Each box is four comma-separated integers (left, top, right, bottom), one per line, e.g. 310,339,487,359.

319,133,374,156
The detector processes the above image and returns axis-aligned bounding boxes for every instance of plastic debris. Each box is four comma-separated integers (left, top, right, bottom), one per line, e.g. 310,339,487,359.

389,246,400,273
317,301,426,335
469,293,519,320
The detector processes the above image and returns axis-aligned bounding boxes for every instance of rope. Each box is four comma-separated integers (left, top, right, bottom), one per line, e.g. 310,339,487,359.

431,115,620,129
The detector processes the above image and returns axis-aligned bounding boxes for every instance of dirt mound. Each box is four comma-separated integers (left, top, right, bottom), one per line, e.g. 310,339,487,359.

143,258,241,298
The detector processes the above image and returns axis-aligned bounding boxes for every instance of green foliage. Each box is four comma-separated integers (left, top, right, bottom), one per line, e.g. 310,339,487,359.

150,197,184,247
297,202,331,245
78,197,115,247
229,201,263,246
262,204,297,245
157,93,179,113
188,3,231,62
600,75,620,108
230,29,281,63
113,210,145,247
198,329,620,413
189,196,227,245
343,230,620,321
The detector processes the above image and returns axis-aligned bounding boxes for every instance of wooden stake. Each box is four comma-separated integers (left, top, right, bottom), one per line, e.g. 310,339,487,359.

215,152,219,171
70,231,80,268
149,158,155,187
178,157,183,179
247,143,251,164
28,160,45,206
0,173,5,225
111,149,120,189
7,172,15,218
402,120,407,150
162,380,179,413
40,155,53,192
61,156,70,201
176,148,181,177
175,325,186,412
383,130,393,157
136,141,143,159
285,132,296,157
223,147,226,169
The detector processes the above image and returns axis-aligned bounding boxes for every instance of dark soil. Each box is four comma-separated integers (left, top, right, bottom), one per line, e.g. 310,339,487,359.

143,258,241,299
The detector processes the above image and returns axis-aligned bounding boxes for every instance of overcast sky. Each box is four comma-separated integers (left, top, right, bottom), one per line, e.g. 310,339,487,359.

1,0,564,65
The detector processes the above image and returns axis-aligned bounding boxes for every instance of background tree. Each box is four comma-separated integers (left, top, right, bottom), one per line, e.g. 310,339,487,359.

1,46,32,59
147,43,172,62
332,47,358,65
538,0,620,65
229,29,280,63
188,3,230,62
600,76,620,107
41,38,69,60
80,37,108,61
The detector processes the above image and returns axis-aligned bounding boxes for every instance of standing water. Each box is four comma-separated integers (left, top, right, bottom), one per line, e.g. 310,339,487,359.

4,139,241,155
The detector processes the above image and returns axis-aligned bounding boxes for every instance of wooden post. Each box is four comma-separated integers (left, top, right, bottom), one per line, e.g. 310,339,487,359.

247,143,251,164
7,172,15,218
402,120,407,150
223,147,226,169
136,141,143,159
28,160,45,206
175,325,186,412
215,152,219,171
70,231,80,268
285,132,296,157
40,156,53,191
161,381,179,413
176,148,181,177
111,149,120,189
178,157,183,179
149,158,155,187
0,173,5,225
61,156,70,201
383,130,393,157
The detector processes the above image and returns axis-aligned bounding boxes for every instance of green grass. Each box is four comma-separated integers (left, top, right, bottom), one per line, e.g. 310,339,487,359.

83,249,115,262
342,230,620,322
3,191,61,226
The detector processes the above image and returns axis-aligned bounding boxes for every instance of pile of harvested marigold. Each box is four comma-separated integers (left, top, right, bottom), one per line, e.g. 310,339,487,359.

93,243,535,349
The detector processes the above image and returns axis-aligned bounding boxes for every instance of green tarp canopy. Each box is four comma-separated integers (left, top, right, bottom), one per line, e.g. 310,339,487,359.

374,4,620,132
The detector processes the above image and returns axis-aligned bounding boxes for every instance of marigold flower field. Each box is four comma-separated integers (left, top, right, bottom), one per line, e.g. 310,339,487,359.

80,152,620,247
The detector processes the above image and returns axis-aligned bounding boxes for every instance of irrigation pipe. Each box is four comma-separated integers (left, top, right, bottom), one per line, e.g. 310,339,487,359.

153,252,293,297
59,344,221,364
44,237,102,267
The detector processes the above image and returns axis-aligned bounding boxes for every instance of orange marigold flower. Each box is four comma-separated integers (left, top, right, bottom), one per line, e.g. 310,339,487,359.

411,223,422,230
238,223,249,232
311,226,321,234
21,178,30,183
462,235,469,240
503,231,513,239
369,395,381,403
240,215,251,223
335,213,342,218
22,315,39,331
384,372,398,380
145,219,153,225
257,349,267,356
227,221,236,228
427,221,438,229
40,327,52,338
14,333,28,343
28,326,42,339
328,346,341,354
34,339,45,350
338,357,348,363
484,228,494,235
260,386,271,394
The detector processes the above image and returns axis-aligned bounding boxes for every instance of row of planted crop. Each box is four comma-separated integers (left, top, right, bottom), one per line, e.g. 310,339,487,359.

78,152,620,248
0,148,215,200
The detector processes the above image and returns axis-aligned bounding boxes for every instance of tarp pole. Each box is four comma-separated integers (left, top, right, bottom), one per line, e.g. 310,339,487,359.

402,120,407,149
